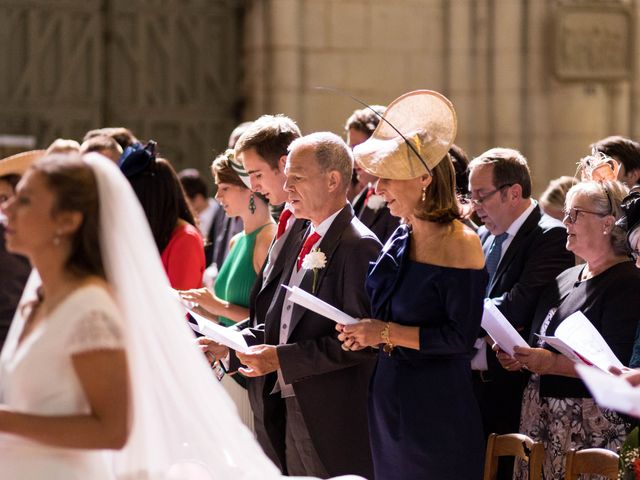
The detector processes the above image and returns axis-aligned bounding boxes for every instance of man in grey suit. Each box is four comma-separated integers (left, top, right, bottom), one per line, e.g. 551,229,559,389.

235,132,381,478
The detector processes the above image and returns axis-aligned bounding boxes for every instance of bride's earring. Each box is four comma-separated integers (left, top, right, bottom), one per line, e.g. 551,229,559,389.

248,194,256,214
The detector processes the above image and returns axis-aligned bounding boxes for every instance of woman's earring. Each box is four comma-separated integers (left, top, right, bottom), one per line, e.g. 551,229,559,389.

53,229,62,246
421,186,427,202
248,193,256,214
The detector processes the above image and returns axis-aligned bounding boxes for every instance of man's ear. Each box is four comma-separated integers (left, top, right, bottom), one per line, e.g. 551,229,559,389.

327,171,341,192
278,155,288,173
509,183,523,201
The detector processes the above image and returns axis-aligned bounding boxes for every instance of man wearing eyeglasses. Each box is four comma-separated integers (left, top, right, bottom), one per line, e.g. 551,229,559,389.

467,147,574,480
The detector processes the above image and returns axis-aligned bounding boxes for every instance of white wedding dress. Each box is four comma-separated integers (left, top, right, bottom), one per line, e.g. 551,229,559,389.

0,284,122,479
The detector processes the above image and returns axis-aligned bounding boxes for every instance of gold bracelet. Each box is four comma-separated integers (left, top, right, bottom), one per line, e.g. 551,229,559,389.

380,322,394,355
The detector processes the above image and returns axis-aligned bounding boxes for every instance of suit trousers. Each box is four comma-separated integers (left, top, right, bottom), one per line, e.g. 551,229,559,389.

284,396,328,478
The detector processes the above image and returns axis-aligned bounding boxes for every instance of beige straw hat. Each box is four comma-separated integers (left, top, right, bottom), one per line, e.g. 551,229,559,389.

353,90,457,180
0,150,45,177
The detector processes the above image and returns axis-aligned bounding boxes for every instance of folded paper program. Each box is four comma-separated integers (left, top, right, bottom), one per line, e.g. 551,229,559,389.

576,364,640,418
480,299,528,357
282,285,359,325
537,311,623,372
188,309,251,354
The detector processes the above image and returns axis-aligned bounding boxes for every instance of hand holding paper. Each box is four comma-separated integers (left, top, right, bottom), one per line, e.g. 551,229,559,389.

576,364,640,418
537,311,623,372
188,309,250,354
481,299,528,357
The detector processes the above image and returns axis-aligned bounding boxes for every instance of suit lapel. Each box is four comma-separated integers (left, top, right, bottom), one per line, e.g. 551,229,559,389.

260,219,307,294
286,205,355,337
487,206,541,295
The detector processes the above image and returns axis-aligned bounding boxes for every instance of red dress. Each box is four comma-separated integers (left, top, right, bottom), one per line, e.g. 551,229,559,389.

161,223,205,290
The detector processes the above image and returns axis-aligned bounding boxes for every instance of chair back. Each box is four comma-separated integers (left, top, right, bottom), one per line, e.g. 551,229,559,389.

564,447,619,480
483,433,544,480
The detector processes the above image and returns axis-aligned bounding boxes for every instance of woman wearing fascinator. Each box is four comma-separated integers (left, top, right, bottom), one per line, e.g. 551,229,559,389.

337,90,487,479
119,141,205,290
496,154,640,479
0,151,362,480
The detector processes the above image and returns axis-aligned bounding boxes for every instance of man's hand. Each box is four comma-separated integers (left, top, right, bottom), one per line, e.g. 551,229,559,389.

236,345,280,377
196,337,229,364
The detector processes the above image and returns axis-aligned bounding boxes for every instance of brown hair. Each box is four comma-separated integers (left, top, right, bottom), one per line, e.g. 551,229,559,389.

211,150,249,189
344,105,386,136
414,154,461,223
80,135,123,159
468,147,532,198
234,115,301,170
31,154,105,279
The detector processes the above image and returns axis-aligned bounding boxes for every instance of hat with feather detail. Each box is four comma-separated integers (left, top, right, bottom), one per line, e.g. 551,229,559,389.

353,90,457,180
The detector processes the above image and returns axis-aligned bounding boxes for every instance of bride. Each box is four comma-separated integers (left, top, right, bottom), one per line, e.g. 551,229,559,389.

0,152,360,479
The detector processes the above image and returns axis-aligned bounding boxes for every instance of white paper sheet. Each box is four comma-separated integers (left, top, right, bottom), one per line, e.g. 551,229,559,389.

576,364,640,418
537,311,623,372
187,309,251,354
282,285,359,325
480,299,529,357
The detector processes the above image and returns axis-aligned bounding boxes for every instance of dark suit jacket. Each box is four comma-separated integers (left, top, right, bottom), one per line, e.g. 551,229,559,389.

247,205,381,478
0,225,30,348
475,204,574,439
480,204,575,342
352,185,399,245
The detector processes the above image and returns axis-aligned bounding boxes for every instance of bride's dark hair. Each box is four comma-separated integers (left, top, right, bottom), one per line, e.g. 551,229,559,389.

31,153,105,279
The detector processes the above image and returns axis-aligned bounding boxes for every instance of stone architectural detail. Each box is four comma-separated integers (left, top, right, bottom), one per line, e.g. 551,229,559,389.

241,0,639,193
0,0,240,171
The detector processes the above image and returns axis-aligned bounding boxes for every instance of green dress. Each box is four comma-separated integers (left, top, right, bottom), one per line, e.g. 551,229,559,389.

214,224,270,326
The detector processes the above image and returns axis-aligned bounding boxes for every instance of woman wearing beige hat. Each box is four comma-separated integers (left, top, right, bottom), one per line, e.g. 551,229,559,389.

337,91,487,480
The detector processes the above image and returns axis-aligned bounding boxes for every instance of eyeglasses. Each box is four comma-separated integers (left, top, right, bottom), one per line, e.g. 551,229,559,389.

468,184,514,207
562,207,607,224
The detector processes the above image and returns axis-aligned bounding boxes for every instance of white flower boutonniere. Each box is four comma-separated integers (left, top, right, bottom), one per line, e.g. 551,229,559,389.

366,194,386,211
302,248,327,293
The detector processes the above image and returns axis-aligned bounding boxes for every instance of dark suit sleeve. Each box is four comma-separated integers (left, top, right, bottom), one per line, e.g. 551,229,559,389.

493,225,573,331
278,236,381,384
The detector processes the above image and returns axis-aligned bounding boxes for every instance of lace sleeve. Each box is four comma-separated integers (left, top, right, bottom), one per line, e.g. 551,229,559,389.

66,309,125,354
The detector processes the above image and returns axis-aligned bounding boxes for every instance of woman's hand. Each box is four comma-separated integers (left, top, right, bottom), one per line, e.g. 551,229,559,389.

336,319,385,351
179,288,226,316
492,344,525,372
513,346,557,375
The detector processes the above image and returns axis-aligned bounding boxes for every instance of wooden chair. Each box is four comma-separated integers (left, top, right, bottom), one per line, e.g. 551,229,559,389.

564,447,619,480
483,433,544,480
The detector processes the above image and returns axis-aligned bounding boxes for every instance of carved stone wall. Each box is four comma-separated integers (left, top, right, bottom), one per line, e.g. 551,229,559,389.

241,0,639,193
0,0,240,170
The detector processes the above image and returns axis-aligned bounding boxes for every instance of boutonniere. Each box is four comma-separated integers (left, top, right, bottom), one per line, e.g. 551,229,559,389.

301,248,327,293
366,194,386,211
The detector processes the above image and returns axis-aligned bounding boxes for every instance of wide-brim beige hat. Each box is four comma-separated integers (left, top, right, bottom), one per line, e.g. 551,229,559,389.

354,90,457,180
0,150,45,177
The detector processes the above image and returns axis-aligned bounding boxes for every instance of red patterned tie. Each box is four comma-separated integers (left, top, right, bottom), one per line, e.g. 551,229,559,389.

297,231,321,271
276,208,293,240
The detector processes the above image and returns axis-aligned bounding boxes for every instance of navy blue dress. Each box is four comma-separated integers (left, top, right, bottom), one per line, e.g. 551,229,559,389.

367,225,487,480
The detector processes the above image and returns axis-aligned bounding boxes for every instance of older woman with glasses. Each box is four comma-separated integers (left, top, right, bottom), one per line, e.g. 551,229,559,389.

496,178,640,480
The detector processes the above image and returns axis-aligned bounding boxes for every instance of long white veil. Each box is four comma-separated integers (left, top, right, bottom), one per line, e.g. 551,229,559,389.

85,154,283,479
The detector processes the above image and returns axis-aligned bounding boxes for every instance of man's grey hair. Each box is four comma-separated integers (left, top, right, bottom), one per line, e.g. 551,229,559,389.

288,132,354,191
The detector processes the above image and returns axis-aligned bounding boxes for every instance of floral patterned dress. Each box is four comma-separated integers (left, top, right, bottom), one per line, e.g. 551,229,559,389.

514,262,640,480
